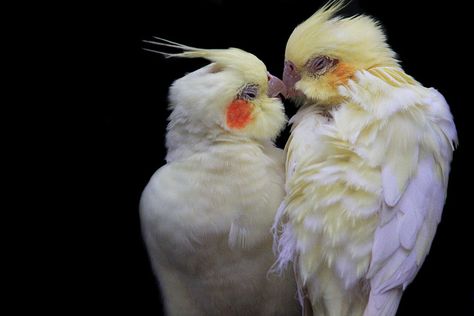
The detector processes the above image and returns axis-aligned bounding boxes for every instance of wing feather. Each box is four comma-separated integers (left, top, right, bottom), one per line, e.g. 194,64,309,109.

341,68,457,315
366,102,455,316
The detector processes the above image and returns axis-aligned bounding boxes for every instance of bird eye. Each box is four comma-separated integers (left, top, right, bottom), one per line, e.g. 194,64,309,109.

306,56,338,75
238,84,259,100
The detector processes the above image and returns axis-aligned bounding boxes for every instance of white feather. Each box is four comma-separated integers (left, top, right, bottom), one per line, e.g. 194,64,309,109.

141,48,298,315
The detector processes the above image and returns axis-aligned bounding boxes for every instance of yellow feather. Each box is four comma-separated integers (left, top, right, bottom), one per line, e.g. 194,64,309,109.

286,1,398,70
145,37,268,87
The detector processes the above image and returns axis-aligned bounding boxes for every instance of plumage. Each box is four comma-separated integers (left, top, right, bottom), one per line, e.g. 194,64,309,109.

274,2,457,315
140,40,298,316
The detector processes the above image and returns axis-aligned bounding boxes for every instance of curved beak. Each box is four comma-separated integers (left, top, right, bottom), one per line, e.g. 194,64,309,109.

267,73,287,98
282,60,301,98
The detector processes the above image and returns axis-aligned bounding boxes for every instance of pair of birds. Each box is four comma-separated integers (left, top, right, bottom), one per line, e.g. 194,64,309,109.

140,1,457,315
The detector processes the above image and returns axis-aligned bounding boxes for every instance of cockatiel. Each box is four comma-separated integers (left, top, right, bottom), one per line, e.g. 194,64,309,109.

140,38,299,316
273,1,458,316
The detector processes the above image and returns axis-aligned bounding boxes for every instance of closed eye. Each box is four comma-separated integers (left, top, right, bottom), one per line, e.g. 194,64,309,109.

306,56,338,76
238,84,259,100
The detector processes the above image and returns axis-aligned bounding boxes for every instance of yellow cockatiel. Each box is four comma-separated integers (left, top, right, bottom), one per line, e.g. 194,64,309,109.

273,2,458,316
140,39,299,316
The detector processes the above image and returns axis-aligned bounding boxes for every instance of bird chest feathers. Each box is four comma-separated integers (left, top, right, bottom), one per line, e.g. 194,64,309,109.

287,105,382,289
140,142,285,270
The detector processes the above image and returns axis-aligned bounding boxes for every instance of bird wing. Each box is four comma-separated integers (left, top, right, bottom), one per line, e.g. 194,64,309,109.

365,153,447,316
337,69,457,316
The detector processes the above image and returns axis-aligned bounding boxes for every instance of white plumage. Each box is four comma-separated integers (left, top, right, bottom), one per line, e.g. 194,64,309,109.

140,41,298,316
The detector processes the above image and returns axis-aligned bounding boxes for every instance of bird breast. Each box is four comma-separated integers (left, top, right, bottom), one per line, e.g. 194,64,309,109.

288,108,382,289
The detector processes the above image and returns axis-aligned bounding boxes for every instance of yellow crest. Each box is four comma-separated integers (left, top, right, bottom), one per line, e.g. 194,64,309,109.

144,37,268,87
286,0,399,69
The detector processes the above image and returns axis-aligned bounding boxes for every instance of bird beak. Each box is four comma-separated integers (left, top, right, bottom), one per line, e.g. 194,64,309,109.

283,60,301,98
267,73,287,98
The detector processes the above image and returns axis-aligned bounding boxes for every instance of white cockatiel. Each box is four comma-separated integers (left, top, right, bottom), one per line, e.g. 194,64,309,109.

140,39,299,316
273,2,458,316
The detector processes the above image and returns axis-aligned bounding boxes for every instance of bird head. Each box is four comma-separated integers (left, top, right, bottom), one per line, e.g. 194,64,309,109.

283,0,399,106
145,38,287,141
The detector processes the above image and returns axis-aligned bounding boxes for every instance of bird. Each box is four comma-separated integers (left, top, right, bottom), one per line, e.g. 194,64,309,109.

140,38,299,316
272,1,458,315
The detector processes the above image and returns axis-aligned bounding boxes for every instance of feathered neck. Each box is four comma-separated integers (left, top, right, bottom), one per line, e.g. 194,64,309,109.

165,116,259,163
165,117,215,162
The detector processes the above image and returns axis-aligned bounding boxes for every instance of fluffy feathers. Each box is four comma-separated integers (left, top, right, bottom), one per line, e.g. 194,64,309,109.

275,2,457,315
140,40,298,316
286,1,398,71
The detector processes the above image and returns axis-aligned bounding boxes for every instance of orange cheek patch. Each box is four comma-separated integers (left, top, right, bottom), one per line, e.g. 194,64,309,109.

226,99,253,129
330,62,356,88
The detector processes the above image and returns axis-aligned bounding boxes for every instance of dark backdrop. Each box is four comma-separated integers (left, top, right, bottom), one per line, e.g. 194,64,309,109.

70,1,473,315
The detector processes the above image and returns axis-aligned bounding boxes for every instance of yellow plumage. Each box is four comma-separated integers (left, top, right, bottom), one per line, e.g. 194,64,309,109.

274,1,457,315
286,1,398,70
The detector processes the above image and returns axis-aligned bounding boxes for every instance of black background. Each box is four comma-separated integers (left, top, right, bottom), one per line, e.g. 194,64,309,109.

56,0,473,315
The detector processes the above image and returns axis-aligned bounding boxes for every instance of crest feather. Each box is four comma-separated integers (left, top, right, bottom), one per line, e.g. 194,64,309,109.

286,0,398,69
143,37,268,84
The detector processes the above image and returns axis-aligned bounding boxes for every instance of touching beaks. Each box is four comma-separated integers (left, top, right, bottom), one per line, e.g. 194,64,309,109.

267,73,287,99
283,60,301,98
